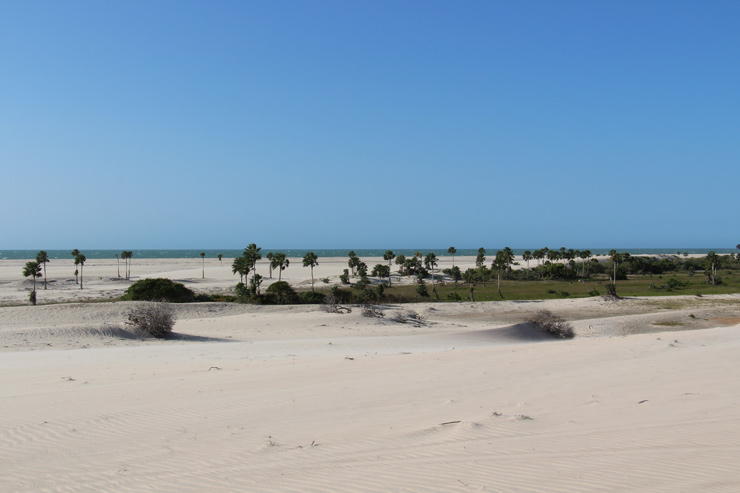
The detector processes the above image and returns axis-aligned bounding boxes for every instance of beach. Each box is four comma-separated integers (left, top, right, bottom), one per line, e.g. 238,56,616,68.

1,256,739,491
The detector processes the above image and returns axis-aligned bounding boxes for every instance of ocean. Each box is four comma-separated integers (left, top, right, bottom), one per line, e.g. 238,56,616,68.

0,248,735,260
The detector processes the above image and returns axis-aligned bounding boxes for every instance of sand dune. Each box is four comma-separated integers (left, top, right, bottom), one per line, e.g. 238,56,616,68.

1,257,739,491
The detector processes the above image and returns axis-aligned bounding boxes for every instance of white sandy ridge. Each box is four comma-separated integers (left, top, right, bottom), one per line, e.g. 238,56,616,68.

1,257,739,491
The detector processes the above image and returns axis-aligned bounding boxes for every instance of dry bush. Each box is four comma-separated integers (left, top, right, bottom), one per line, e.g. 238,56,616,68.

361,304,385,318
391,309,427,326
527,309,575,339
125,302,175,338
322,293,351,313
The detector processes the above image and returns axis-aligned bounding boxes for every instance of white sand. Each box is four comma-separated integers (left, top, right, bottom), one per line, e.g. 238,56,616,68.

1,257,739,491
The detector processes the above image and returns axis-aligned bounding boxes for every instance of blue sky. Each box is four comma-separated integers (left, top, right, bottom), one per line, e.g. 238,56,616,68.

2,1,738,249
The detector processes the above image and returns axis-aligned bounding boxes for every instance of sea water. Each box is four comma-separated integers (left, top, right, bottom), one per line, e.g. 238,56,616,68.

0,248,735,260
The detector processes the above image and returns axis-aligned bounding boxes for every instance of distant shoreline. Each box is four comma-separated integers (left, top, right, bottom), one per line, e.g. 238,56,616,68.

1,247,736,260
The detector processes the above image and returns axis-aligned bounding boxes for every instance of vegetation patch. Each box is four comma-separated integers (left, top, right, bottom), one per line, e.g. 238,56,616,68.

125,302,175,338
527,310,575,339
122,278,195,303
652,320,684,327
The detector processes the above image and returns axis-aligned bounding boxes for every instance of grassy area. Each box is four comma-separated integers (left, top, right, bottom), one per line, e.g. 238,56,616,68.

369,270,740,302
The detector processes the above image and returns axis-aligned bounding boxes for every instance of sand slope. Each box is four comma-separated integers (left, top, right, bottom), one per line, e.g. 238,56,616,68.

1,298,739,491
2,258,739,491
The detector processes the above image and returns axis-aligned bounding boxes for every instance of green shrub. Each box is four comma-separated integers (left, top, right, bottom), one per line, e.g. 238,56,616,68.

122,278,195,303
265,281,298,304
299,291,326,304
447,292,462,301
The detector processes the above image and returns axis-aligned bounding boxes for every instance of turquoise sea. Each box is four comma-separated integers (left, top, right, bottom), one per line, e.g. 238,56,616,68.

0,248,735,260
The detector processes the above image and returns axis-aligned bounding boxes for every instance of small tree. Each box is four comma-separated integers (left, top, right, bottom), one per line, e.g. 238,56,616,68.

243,243,262,287
448,246,457,268
266,252,274,278
35,251,50,290
415,281,429,299
218,254,223,266
706,251,719,285
272,252,289,281
425,253,438,285
371,263,390,283
231,256,249,284
522,250,532,270
116,253,121,278
23,261,42,305
303,252,319,292
75,253,86,290
71,249,80,283
383,250,395,286
395,254,406,274
200,252,206,279
476,247,486,268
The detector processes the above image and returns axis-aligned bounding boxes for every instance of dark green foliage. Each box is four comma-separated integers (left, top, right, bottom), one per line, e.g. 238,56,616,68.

194,293,238,302
328,286,353,304
122,278,195,302
340,269,350,284
29,291,37,304
299,291,326,304
588,288,600,296
416,282,429,298
265,281,298,304
235,282,249,301
447,292,462,301
605,283,617,296
372,263,390,279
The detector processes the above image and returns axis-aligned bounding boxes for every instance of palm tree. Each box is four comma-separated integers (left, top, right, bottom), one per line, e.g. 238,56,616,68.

200,252,206,278
23,261,42,305
580,250,592,277
609,249,624,293
243,244,262,286
121,250,133,280
522,250,532,270
303,252,319,292
272,252,289,281
218,254,223,266
116,253,121,278
232,256,249,284
383,250,395,286
706,251,719,285
35,251,50,290
448,246,457,268
71,249,80,284
475,248,486,268
76,253,86,290
425,253,438,284
462,269,476,302
266,252,274,278
493,248,514,298
348,251,363,277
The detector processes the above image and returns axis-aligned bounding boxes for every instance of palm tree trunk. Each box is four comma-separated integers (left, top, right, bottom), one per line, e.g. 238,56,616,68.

80,265,83,290
311,265,315,292
43,263,47,290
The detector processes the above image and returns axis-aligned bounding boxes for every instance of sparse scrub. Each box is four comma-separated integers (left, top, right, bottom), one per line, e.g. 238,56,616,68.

322,291,351,313
125,302,175,338
361,304,385,318
527,309,575,339
391,309,427,326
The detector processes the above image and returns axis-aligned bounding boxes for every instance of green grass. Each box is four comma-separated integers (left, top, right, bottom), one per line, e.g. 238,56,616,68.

369,271,740,302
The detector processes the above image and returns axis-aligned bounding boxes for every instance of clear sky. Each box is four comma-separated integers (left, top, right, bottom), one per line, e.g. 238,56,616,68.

2,1,738,250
